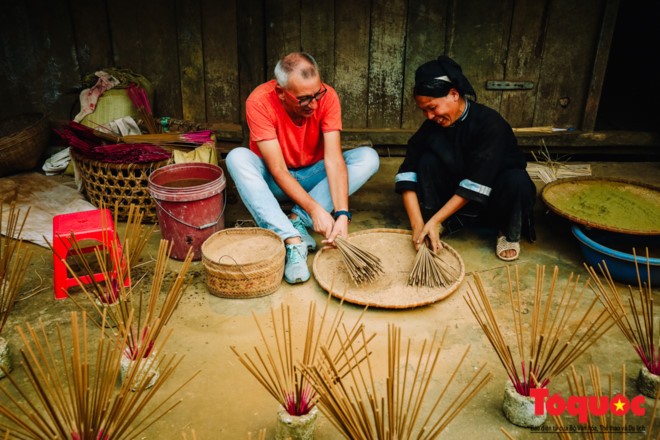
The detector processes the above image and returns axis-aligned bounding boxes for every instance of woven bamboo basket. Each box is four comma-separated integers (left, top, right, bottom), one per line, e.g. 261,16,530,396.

0,113,50,177
71,150,170,223
201,227,285,298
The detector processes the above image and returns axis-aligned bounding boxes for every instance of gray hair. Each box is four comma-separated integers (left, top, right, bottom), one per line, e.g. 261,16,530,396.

274,52,319,87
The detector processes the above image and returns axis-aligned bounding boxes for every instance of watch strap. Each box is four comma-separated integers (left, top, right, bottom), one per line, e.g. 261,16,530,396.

333,210,352,222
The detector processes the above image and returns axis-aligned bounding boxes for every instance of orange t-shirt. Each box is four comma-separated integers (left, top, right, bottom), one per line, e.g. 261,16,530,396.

246,80,342,169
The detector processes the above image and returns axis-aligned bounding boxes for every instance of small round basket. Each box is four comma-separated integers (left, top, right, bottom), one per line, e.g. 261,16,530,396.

71,149,170,223
201,227,285,298
0,113,50,177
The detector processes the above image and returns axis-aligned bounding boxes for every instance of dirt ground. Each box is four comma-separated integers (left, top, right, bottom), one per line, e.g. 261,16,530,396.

2,158,660,439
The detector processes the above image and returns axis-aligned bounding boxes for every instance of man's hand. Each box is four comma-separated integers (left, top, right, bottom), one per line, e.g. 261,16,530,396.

310,205,335,239
323,215,349,245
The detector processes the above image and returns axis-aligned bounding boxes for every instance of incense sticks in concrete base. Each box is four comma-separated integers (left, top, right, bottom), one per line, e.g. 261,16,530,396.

231,294,372,418
0,311,199,439
0,203,32,335
464,265,614,398
585,250,658,378
303,324,492,439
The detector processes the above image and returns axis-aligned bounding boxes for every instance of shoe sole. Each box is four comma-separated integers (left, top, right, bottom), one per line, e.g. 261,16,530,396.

284,276,310,284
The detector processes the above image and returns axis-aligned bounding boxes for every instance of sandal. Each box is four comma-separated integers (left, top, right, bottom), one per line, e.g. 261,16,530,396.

496,235,520,261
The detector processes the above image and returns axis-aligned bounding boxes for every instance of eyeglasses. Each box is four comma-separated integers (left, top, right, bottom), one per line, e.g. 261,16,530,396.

283,85,328,107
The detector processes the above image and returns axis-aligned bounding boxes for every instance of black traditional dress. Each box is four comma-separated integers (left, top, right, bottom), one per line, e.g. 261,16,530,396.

394,100,536,242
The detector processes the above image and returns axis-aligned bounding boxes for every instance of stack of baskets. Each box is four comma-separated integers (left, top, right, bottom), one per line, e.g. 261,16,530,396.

0,113,50,177
71,149,170,222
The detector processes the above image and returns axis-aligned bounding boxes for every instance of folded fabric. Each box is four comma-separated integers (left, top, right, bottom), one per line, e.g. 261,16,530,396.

103,116,142,136
73,71,120,123
42,147,71,175
173,143,218,165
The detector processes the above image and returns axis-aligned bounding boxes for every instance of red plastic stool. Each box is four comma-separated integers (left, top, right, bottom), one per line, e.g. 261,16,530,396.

52,208,129,300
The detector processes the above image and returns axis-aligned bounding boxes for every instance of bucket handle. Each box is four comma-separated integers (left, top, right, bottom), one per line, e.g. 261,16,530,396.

152,188,227,230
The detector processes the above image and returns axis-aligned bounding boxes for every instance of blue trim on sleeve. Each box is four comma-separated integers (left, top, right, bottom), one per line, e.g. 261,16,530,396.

395,172,417,184
459,179,491,196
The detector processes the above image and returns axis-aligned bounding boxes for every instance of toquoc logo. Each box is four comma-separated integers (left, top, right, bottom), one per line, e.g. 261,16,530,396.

530,388,646,424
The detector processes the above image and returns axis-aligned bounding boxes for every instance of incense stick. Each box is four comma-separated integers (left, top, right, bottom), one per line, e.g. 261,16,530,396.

464,265,614,396
230,293,372,417
552,364,634,439
0,311,200,439
0,203,33,335
334,236,384,286
302,324,492,439
585,251,658,374
117,203,156,269
127,83,158,134
407,244,460,288
48,224,194,369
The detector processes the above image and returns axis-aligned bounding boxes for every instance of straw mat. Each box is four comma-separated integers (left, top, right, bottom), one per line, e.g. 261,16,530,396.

312,228,465,309
541,177,660,235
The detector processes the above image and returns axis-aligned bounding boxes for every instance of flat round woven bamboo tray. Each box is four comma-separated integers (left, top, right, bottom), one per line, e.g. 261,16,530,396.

71,150,170,223
201,227,285,298
312,228,465,309
541,177,660,235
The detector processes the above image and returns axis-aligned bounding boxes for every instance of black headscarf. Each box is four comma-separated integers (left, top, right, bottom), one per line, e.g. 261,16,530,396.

413,55,477,101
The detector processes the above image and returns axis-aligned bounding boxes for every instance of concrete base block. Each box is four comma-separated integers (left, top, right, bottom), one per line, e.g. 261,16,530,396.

276,406,318,440
0,337,11,378
502,382,547,428
120,352,159,391
638,366,660,398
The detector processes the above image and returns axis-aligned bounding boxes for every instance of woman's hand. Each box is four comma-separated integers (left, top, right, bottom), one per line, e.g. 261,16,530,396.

416,220,444,253
411,221,425,251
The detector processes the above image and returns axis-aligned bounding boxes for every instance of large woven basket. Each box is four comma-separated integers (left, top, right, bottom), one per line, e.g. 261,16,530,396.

0,113,50,177
201,227,285,298
71,150,170,223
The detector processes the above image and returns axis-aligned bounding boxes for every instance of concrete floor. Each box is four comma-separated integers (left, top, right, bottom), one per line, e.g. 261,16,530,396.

2,157,660,439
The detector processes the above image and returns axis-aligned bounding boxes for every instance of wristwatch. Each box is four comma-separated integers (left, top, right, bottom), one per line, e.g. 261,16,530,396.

332,210,352,223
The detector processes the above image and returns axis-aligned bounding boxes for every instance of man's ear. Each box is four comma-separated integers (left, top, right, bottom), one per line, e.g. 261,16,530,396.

275,85,285,101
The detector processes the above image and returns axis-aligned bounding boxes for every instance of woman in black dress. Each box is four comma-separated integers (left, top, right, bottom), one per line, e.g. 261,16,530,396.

395,55,536,261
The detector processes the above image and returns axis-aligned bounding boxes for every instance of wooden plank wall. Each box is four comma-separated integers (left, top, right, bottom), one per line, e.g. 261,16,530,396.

0,0,614,144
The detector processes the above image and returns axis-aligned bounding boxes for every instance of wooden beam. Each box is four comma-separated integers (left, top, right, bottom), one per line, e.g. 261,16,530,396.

581,0,620,131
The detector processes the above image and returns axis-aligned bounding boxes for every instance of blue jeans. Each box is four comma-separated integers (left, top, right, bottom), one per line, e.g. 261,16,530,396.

225,146,380,241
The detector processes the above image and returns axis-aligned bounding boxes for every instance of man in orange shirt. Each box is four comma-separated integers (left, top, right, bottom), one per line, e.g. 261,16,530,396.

226,52,379,284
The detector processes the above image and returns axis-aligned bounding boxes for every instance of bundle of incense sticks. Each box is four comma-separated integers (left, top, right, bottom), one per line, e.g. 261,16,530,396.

334,235,384,285
117,203,157,269
552,364,638,439
407,244,460,288
464,265,615,396
127,83,158,134
231,294,372,417
121,130,214,147
527,141,591,184
0,204,32,335
585,250,658,374
69,239,193,361
302,324,492,439
48,211,193,363
0,311,200,438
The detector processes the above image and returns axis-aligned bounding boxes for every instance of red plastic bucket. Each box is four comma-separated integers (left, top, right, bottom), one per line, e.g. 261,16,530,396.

148,163,226,261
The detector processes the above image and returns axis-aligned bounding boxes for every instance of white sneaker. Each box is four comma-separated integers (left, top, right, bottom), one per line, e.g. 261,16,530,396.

290,218,317,251
284,243,310,284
